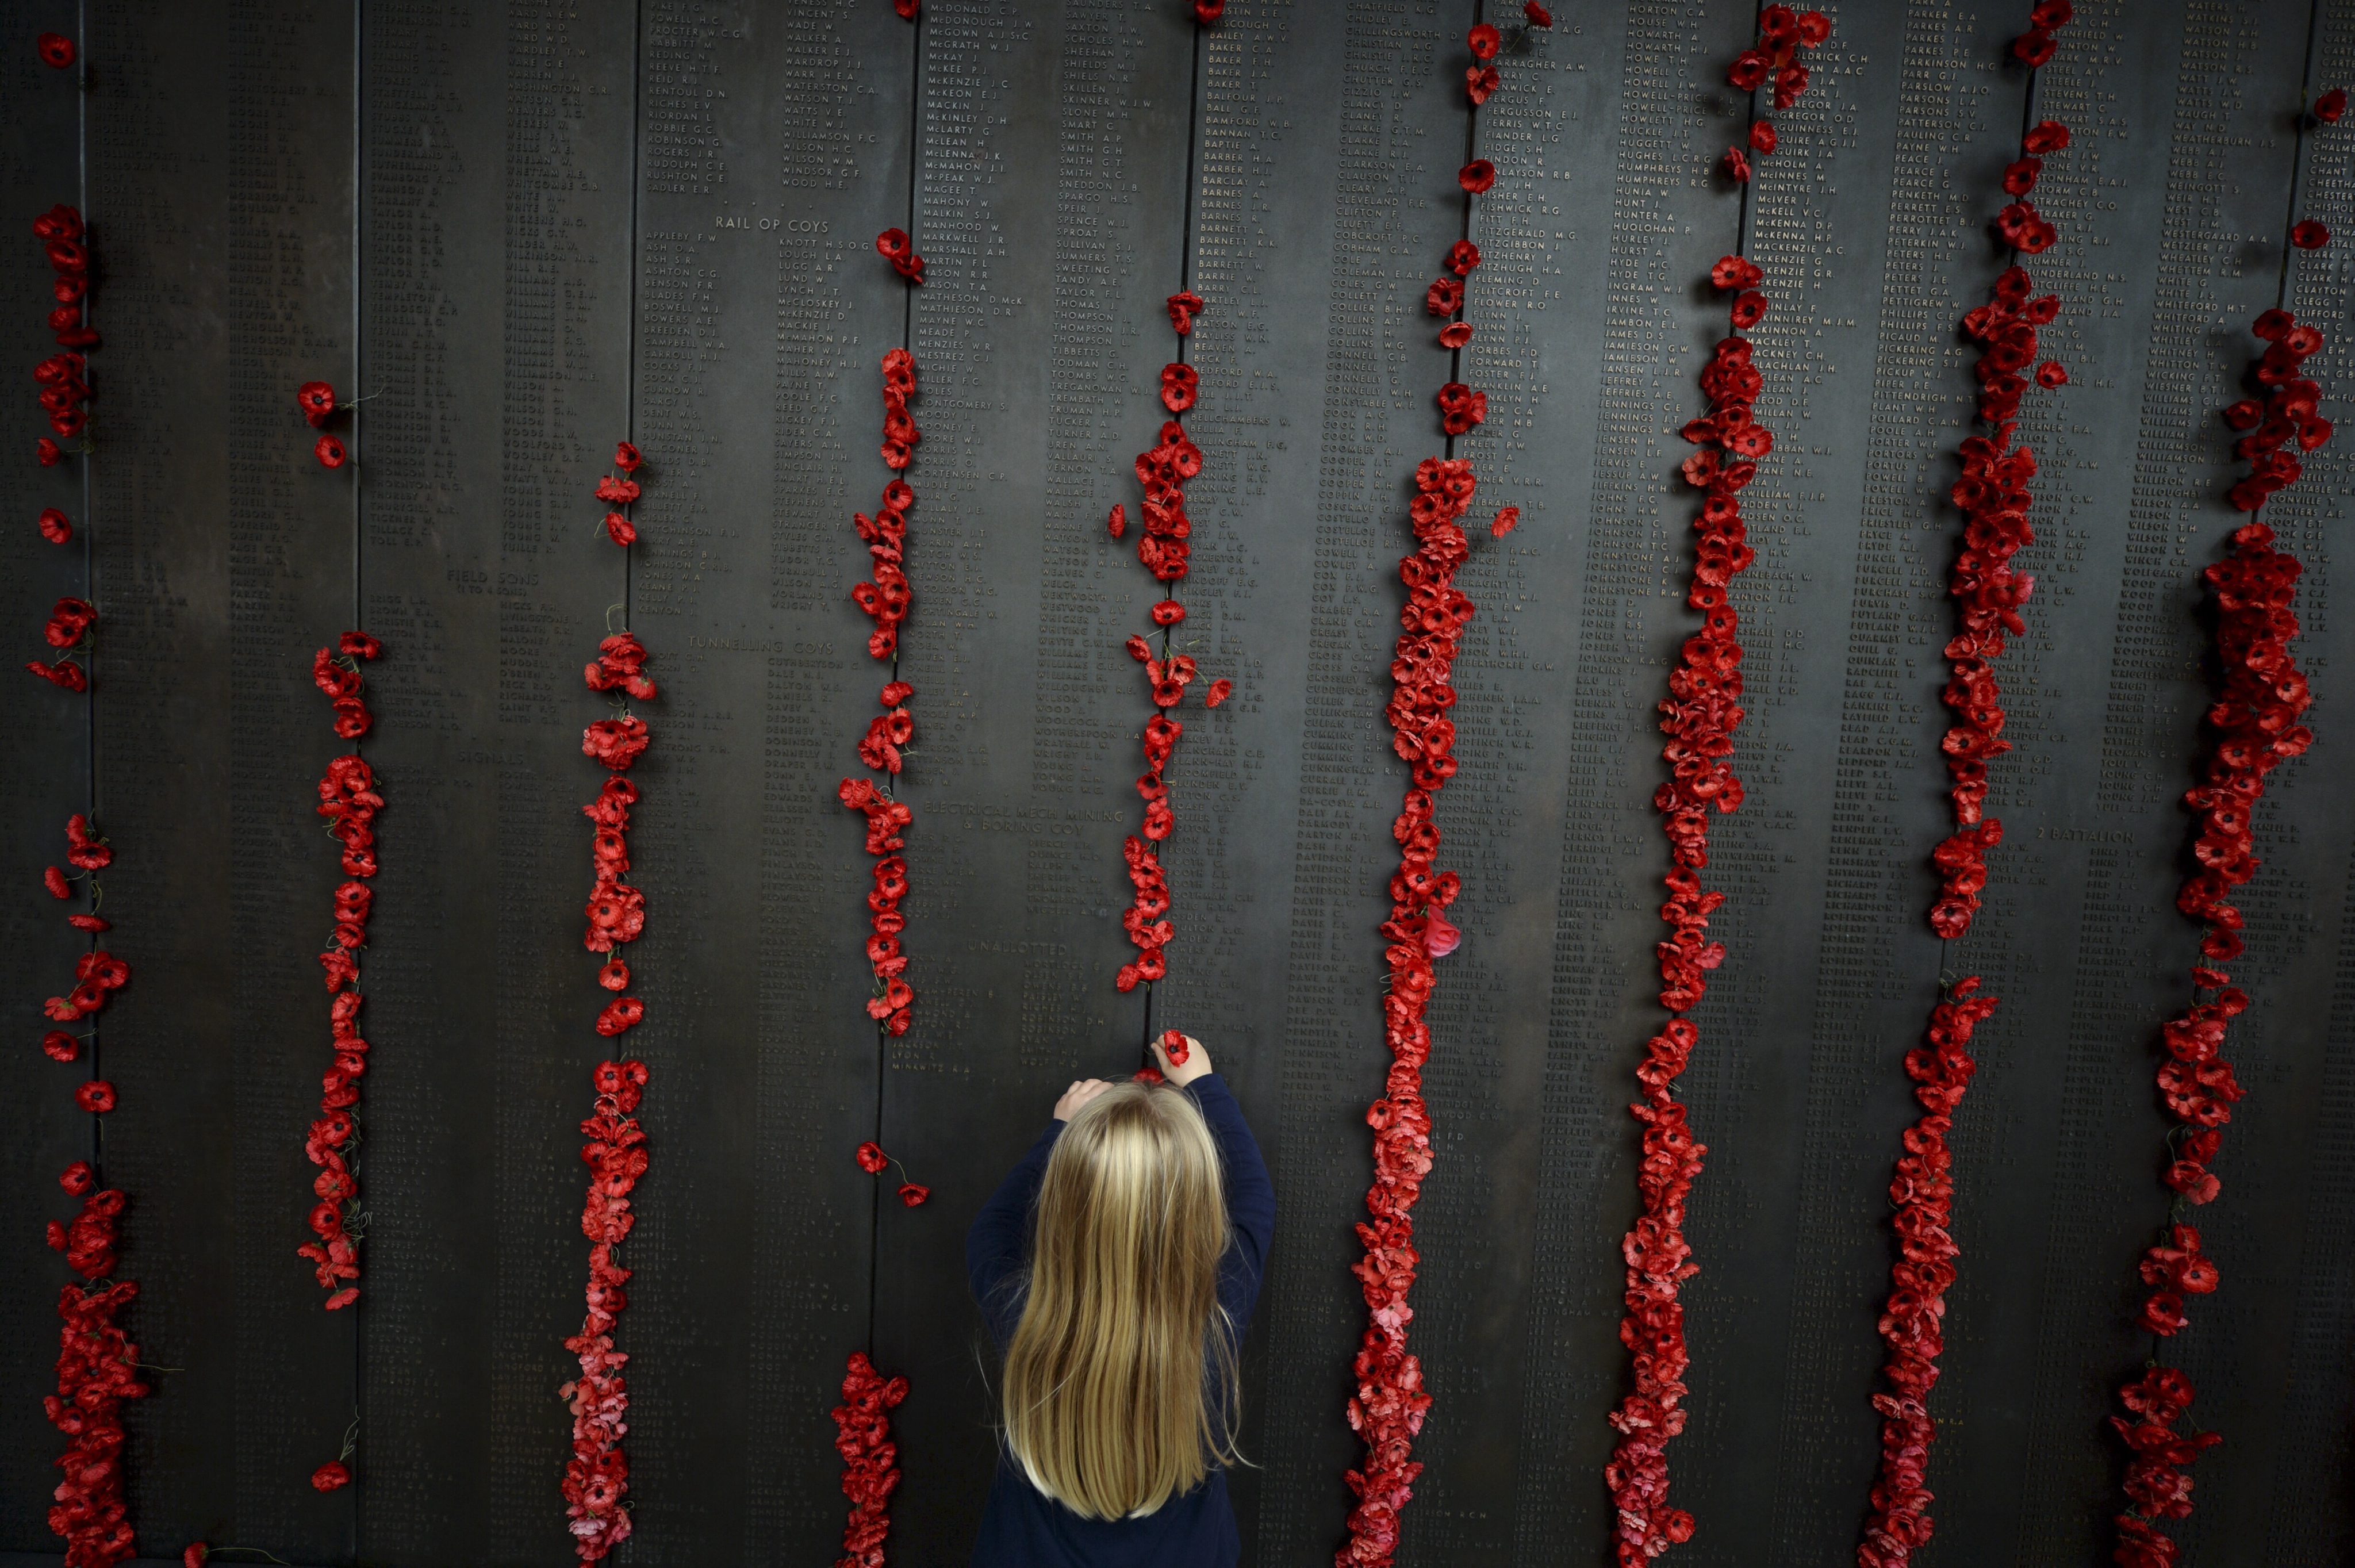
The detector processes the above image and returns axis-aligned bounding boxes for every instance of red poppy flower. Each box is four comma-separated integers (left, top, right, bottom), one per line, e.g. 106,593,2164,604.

1526,2,1552,23
880,680,915,705
340,631,380,661
584,716,652,771
1447,239,1482,276
855,1141,889,1174
1750,120,1778,155
1466,64,1499,105
75,1079,116,1113
898,1182,930,1206
37,437,62,466
2003,156,2042,196
1439,322,1474,349
1710,254,1763,290
44,864,71,898
2293,220,2330,250
875,227,926,283
1723,146,1752,183
39,506,73,545
27,658,87,692
1730,290,1770,328
36,32,74,68
1437,381,1488,435
2318,88,2348,122
315,434,347,469
614,440,643,473
1166,290,1206,335
1146,601,1186,630
1773,63,1809,109
43,1029,78,1062
593,476,640,505
1797,8,1831,43
1426,277,1464,316
2013,28,2056,66
1106,502,1126,539
1160,362,1199,413
595,996,645,1036
2022,120,2071,154
604,511,636,546
2035,361,2068,388
59,1160,94,1196
895,0,917,15
1458,159,1496,194
312,1462,350,1492
2030,0,2072,24
297,381,336,427
67,914,108,932
1489,505,1520,538
1727,48,1770,90
1468,23,1501,59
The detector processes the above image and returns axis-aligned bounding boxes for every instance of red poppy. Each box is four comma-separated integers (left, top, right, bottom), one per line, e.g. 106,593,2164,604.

1437,381,1488,435
1526,2,1552,23
36,32,74,68
67,914,108,932
315,434,347,469
1466,64,1499,105
44,864,70,898
856,1142,889,1174
1447,239,1482,275
1425,277,1464,316
593,476,640,505
880,680,915,704
1432,321,1469,350
1194,0,1221,20
614,440,643,472
2022,120,2072,154
895,0,916,15
597,959,630,992
2318,88,2348,123
2013,28,2056,66
2293,220,2330,250
27,658,87,692
40,507,74,545
1203,678,1231,708
43,1030,78,1062
1166,290,1206,335
1468,23,1500,60
37,437,62,466
1797,8,1831,43
1730,290,1769,328
312,1462,350,1493
2035,361,2068,388
584,716,652,771
2003,157,2042,196
1458,159,1496,194
1491,505,1519,538
604,511,636,546
1727,49,1769,90
1149,601,1186,627
898,1182,930,1207
75,1079,116,1113
875,227,926,283
1160,362,1199,413
1773,63,1809,109
1710,254,1763,290
595,996,646,1036
1105,502,1126,539
1750,120,1777,155
297,380,336,427
1723,146,1752,183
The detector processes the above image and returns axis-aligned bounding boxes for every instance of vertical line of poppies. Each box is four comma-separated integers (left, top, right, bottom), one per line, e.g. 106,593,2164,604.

1602,9,1826,1563
1853,9,2076,1563
26,43,143,1555
1332,9,1547,1566
563,443,658,1561
2104,90,2338,1567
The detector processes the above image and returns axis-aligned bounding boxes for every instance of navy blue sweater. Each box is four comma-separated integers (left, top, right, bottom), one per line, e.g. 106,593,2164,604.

965,1073,1275,1567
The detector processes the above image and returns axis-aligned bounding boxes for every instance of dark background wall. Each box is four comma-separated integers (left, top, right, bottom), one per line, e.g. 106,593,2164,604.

5,1,2355,1565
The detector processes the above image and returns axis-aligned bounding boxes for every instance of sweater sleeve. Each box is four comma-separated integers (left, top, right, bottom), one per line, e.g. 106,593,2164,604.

966,1120,1064,1347
1187,1073,1275,1332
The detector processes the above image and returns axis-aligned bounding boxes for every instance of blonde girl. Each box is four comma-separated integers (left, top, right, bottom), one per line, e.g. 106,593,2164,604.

966,1032,1274,1566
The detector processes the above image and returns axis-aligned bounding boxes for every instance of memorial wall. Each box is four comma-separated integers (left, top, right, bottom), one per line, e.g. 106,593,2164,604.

4,2,2355,1565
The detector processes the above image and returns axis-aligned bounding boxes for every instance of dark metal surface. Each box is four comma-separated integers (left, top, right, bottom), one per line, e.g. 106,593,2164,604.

7,1,2355,1564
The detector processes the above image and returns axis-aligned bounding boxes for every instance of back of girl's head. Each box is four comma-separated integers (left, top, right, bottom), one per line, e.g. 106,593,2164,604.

1002,1078,1241,1519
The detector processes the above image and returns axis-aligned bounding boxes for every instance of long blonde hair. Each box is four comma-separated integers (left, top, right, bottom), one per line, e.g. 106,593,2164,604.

1001,1079,1242,1518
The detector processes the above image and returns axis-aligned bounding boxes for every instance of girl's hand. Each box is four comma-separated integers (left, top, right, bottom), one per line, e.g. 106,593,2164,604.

1151,1032,1210,1087
1054,1079,1115,1121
